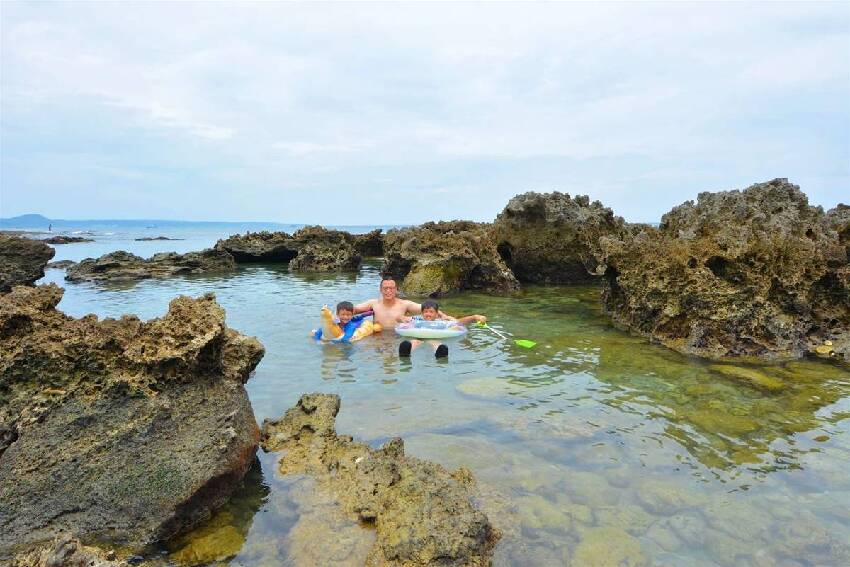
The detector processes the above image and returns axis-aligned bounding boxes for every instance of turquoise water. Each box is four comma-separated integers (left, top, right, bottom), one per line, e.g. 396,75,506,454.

39,246,850,566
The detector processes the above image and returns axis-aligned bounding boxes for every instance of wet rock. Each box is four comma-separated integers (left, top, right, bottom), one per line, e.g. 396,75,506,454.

708,364,786,392
636,480,705,516
65,249,235,282
491,192,629,283
0,235,55,292
260,393,500,566
0,285,264,554
43,235,94,244
382,221,519,296
572,527,648,567
134,236,183,241
287,226,361,272
10,534,128,567
353,228,384,257
46,260,77,270
600,179,850,361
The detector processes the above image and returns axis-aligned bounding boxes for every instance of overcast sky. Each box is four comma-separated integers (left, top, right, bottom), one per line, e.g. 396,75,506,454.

1,1,848,224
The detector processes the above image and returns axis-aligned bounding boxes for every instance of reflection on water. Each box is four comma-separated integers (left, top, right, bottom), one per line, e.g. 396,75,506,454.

41,261,850,566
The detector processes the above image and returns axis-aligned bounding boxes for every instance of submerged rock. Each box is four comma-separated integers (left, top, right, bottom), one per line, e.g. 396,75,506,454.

491,192,628,283
43,235,94,244
600,179,850,361
0,285,264,554
260,393,500,566
65,249,235,282
382,221,519,296
0,235,55,292
10,535,127,567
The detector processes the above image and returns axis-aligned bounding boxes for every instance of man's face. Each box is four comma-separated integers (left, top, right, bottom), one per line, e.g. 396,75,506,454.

337,309,354,325
421,307,438,321
380,280,397,300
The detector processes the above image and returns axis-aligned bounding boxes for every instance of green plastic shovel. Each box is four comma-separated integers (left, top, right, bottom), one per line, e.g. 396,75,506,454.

474,322,536,349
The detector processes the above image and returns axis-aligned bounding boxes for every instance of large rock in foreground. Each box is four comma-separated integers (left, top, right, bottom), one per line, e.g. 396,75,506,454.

600,179,850,361
65,249,235,282
261,394,500,566
0,285,265,554
215,226,362,272
0,235,55,292
383,221,519,296
491,192,628,283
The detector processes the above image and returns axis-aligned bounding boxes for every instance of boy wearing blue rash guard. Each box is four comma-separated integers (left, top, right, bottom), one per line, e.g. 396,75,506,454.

312,301,369,342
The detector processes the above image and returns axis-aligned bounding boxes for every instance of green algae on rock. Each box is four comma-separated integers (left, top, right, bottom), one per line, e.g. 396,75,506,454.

0,285,265,555
382,221,519,296
260,393,500,566
572,527,648,567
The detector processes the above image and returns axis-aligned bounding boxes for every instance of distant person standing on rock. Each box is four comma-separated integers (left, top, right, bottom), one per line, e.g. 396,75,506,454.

354,278,426,329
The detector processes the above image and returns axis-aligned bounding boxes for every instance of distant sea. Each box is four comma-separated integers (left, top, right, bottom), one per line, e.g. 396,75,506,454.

0,215,400,263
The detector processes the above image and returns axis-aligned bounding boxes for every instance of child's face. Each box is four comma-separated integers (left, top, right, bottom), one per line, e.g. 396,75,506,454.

422,307,438,320
337,309,354,325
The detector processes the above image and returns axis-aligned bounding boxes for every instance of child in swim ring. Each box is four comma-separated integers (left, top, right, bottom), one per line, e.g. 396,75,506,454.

398,299,486,358
312,301,380,342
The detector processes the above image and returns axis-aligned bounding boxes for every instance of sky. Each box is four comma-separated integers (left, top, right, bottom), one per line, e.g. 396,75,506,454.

1,1,848,225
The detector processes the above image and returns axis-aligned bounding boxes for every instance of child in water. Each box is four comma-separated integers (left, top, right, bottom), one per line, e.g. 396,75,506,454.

311,301,380,342
398,299,486,358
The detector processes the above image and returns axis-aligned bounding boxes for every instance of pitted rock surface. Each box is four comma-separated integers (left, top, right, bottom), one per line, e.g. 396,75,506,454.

600,179,849,361
261,393,500,566
65,249,235,282
382,221,518,296
215,226,361,271
353,228,385,257
0,285,264,554
0,235,55,292
491,192,628,283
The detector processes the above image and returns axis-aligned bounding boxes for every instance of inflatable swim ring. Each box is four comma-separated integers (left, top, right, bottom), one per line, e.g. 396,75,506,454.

318,306,381,342
395,318,468,339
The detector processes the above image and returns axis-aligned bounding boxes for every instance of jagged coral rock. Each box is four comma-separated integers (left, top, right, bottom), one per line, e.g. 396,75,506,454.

353,228,385,257
65,249,235,282
382,221,518,296
10,534,128,567
0,285,264,554
600,179,849,361
491,192,628,283
261,393,500,566
0,235,55,292
215,226,361,271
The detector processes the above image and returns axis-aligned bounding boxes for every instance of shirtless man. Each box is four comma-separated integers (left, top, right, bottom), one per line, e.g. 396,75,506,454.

354,278,423,329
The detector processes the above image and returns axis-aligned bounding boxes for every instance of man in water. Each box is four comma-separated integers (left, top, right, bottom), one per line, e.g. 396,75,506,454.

354,278,424,329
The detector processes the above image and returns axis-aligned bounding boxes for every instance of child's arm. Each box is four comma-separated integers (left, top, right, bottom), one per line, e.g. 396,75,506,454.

455,314,487,326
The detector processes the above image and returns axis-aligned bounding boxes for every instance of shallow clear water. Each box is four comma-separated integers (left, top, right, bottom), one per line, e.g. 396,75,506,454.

40,250,850,566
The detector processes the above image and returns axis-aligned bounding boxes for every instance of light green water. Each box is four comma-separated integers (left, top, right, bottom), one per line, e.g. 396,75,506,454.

41,261,850,566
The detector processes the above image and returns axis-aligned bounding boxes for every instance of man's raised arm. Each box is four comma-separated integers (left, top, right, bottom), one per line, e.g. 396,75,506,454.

354,300,374,314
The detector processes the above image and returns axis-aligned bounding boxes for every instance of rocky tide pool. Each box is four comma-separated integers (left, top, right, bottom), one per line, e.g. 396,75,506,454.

36,256,850,567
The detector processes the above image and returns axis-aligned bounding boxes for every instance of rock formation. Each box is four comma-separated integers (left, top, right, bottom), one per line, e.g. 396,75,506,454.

43,235,94,244
0,235,55,292
287,226,361,272
491,192,629,283
260,394,500,566
215,226,361,271
599,179,850,361
0,285,265,554
215,231,299,263
353,228,384,257
382,221,519,296
135,236,183,241
65,249,235,282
